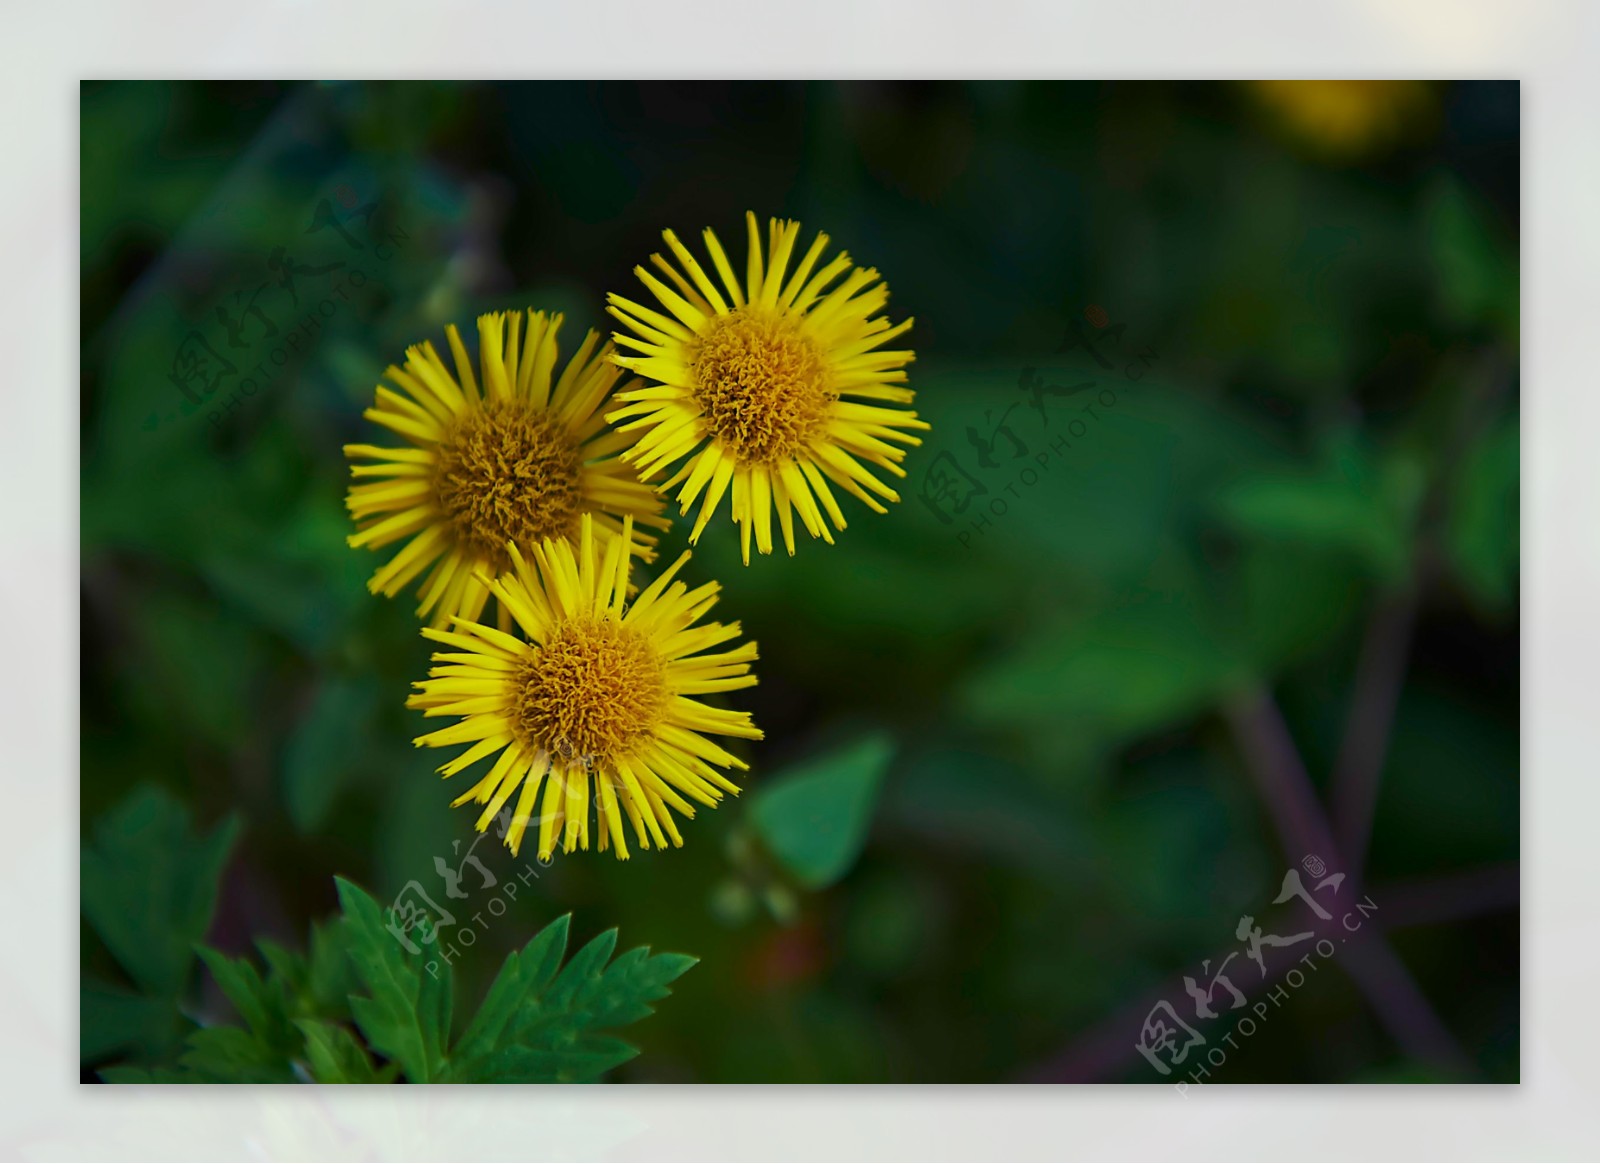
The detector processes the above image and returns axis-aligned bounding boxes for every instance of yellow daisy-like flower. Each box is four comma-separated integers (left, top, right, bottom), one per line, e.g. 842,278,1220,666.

605,212,927,564
407,513,762,859
1248,80,1433,160
345,310,670,628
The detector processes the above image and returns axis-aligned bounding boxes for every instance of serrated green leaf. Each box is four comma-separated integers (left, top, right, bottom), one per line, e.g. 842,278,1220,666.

176,1027,296,1083
749,733,895,889
336,877,448,1083
306,918,357,1017
417,939,454,1073
546,930,620,1011
451,949,528,1064
255,923,356,1030
587,950,698,1028
196,946,300,1063
295,1019,389,1083
451,915,571,1064
444,915,694,1084
97,870,692,1086
196,948,273,1039
521,913,573,994
256,939,307,1000
468,1036,640,1084
81,785,240,998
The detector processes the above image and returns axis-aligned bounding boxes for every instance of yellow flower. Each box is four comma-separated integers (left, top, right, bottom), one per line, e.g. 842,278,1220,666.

1248,80,1432,160
407,513,762,859
345,310,669,628
605,212,926,564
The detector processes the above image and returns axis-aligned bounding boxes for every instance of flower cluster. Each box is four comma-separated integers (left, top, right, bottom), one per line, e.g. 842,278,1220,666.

344,214,923,858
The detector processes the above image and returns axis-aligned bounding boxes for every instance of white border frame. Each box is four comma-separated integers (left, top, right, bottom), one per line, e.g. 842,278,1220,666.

15,0,1594,1158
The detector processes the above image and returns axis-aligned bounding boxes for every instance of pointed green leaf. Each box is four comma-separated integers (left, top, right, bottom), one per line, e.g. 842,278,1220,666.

196,946,300,1063
176,1027,296,1083
589,951,698,1029
256,939,306,1000
451,914,572,1065
468,1036,640,1084
306,918,357,1016
417,939,454,1071
749,732,895,889
283,676,379,833
521,912,573,994
445,916,694,1084
81,786,240,998
1214,434,1420,584
196,948,273,1038
335,877,447,1083
295,1019,388,1083
545,929,619,1011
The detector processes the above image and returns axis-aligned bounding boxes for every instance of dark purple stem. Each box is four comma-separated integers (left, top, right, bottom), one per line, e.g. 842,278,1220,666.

1330,586,1420,872
1221,686,1471,1075
1023,860,1512,1082
1378,862,1520,930
1221,688,1341,866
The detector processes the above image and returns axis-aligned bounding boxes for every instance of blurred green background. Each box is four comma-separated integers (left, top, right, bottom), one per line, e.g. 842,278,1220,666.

80,80,1519,1083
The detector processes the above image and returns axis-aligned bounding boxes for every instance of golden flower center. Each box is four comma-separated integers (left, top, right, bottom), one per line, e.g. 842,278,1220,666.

433,403,582,572
690,308,835,463
510,619,665,762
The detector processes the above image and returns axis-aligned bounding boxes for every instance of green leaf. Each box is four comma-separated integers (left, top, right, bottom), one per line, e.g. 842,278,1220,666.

99,1064,193,1084
80,977,188,1064
295,1019,391,1083
106,1026,297,1084
282,676,380,833
958,587,1246,767
254,920,356,1025
1214,433,1421,584
81,785,240,998
468,1037,640,1084
98,872,691,1085
336,877,451,1083
452,915,571,1063
1232,539,1368,671
195,489,373,659
122,592,269,751
1425,175,1519,342
256,939,308,1001
748,733,895,890
196,947,301,1063
108,944,318,1084
417,936,455,1074
176,1026,297,1083
306,919,359,1017
444,915,696,1084
1445,414,1519,611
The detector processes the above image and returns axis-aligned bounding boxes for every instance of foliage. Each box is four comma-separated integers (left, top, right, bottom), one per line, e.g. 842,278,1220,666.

749,733,895,890
80,786,239,1064
86,790,693,1083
